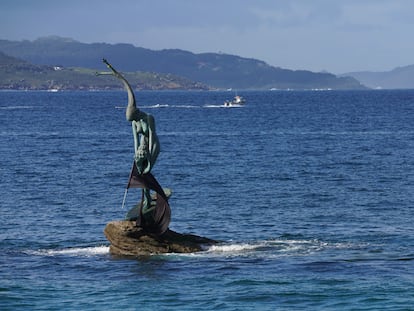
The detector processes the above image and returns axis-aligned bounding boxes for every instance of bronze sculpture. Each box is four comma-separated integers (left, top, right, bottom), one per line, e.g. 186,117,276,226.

98,59,170,235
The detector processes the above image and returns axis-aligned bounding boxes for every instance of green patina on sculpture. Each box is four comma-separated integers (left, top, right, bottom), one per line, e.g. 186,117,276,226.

98,59,170,234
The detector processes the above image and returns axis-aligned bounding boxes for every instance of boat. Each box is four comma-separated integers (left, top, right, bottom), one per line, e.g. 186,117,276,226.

224,95,245,107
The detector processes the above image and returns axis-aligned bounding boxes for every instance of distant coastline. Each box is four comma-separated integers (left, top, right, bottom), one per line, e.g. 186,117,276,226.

0,36,367,90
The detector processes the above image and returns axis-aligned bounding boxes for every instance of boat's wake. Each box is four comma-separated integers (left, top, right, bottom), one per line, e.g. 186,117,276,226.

116,104,198,109
204,104,244,108
115,104,244,109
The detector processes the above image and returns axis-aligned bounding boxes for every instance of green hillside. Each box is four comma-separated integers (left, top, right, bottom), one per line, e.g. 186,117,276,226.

0,51,209,90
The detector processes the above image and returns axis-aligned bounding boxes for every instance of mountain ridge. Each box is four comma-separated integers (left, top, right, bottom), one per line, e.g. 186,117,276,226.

342,65,414,89
0,36,366,90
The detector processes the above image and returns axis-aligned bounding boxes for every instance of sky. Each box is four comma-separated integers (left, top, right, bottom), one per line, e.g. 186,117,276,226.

1,0,414,74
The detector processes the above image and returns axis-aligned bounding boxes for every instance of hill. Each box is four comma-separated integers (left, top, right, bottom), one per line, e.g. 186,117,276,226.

0,51,209,90
0,36,366,90
342,65,414,89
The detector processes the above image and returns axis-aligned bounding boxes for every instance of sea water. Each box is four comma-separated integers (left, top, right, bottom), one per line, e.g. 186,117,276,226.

0,90,413,310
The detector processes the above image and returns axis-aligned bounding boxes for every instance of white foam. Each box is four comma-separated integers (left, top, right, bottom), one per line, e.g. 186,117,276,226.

190,238,353,259
33,245,109,257
204,104,243,108
150,104,169,108
29,239,359,259
206,243,262,253
204,104,221,108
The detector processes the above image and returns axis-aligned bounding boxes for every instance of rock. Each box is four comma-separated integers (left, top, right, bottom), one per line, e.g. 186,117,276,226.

104,220,218,256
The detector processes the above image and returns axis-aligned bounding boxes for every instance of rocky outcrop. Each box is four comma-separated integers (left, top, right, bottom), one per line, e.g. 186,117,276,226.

104,220,217,256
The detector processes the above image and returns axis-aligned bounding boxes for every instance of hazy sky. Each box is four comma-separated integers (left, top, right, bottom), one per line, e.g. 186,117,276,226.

1,0,414,73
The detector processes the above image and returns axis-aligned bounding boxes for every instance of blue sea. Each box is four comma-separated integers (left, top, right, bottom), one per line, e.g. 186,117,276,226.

1,90,414,310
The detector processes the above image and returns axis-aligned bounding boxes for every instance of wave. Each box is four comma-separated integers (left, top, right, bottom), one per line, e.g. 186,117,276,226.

203,239,325,256
27,239,359,259
0,131,60,137
30,245,109,257
0,106,35,110
169,238,358,259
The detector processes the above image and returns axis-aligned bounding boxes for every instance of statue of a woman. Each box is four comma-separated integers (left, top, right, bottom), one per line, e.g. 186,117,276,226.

98,59,170,234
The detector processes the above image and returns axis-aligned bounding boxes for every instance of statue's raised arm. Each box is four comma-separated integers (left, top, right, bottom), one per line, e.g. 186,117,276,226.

98,58,138,121
98,59,160,174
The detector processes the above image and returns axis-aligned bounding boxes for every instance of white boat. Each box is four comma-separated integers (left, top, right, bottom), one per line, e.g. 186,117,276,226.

224,95,245,107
